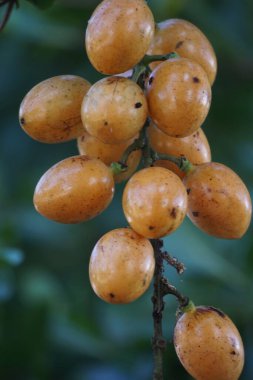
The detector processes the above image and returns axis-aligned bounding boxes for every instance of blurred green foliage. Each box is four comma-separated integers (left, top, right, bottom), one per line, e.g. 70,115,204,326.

0,0,253,379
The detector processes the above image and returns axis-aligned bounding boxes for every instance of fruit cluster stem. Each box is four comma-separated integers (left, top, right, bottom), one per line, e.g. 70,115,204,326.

151,239,188,380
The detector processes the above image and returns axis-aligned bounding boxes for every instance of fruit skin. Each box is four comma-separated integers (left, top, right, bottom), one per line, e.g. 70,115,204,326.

85,0,155,74
77,131,141,183
81,76,148,144
174,306,244,380
122,166,187,239
19,75,90,143
146,58,211,138
33,156,114,223
89,228,155,304
148,18,217,85
184,162,252,238
148,123,211,178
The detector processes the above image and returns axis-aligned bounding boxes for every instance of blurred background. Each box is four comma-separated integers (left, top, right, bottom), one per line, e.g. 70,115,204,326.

0,0,253,379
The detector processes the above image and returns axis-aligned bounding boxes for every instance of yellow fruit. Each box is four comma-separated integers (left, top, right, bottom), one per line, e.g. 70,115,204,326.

89,228,155,304
19,75,90,143
33,156,114,223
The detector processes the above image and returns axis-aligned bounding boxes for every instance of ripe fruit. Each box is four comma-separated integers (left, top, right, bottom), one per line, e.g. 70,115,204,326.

184,162,252,238
148,18,217,85
174,305,244,380
122,167,187,239
19,75,90,143
33,156,114,223
81,76,148,143
89,228,155,304
85,0,155,74
77,131,141,183
146,58,211,137
148,123,211,178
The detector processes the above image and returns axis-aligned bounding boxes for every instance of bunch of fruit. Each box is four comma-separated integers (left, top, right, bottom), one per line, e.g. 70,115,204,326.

19,0,251,378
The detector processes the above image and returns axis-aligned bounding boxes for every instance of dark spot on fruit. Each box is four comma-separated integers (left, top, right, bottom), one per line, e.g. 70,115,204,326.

193,77,200,83
149,226,155,230
143,279,146,286
230,350,236,355
186,188,191,195
135,102,142,108
104,121,108,126
81,136,85,142
109,293,115,298
192,211,199,217
20,117,25,125
207,306,226,318
170,208,177,219
149,77,154,85
175,40,184,49
207,188,212,192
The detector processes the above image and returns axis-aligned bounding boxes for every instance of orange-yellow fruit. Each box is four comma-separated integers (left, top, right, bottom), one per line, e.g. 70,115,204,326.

19,75,90,143
77,131,141,183
89,228,155,304
33,156,114,223
122,166,187,238
85,0,155,74
174,306,244,380
148,123,211,178
184,162,252,238
146,58,211,137
81,76,148,144
148,18,217,85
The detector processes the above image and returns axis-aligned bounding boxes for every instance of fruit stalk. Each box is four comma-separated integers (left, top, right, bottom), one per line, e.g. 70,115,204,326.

151,239,188,379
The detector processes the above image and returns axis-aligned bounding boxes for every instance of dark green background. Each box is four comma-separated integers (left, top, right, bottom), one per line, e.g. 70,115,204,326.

0,0,253,379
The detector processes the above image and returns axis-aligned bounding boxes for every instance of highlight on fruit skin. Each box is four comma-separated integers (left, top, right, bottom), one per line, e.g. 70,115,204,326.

33,155,115,223
148,122,211,178
146,57,211,138
174,304,244,380
89,228,155,304
122,166,188,239
148,18,217,85
85,0,155,74
19,75,90,143
184,162,252,239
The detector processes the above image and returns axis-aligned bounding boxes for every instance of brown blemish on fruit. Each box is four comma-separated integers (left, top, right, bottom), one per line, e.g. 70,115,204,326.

149,225,155,230
171,207,177,219
109,292,115,298
207,306,226,318
20,117,25,125
149,76,154,85
104,121,108,126
193,77,200,83
135,102,142,108
186,188,191,195
192,211,199,217
175,40,184,49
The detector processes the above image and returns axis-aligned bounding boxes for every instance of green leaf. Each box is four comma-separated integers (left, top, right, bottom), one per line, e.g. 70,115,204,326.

25,0,55,10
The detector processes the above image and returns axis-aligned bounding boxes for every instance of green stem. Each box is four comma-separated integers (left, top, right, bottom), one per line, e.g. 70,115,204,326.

151,150,193,174
142,52,179,66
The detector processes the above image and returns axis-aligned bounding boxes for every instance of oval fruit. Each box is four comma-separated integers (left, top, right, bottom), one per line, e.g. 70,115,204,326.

19,75,90,143
89,228,155,304
184,162,252,238
33,156,114,223
174,305,244,380
81,76,148,143
85,0,155,74
146,58,211,137
122,166,187,238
